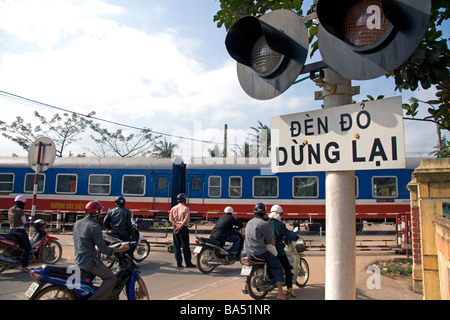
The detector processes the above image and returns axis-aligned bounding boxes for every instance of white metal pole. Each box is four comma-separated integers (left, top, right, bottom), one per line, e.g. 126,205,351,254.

322,69,356,300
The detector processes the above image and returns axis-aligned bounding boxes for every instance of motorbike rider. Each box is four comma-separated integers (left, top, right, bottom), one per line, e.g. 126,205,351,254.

8,195,31,272
169,193,196,268
103,196,134,260
268,205,299,298
243,203,287,300
209,206,243,261
73,200,129,300
103,196,133,241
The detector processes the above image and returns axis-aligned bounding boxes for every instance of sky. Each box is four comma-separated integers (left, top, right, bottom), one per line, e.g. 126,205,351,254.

0,0,448,160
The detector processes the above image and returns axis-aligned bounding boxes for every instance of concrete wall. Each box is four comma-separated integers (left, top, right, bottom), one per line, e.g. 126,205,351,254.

407,158,450,300
434,217,450,300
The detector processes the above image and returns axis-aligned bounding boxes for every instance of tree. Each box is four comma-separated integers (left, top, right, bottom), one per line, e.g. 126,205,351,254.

232,141,251,157
152,138,178,158
249,121,271,157
208,144,223,157
215,0,450,155
88,124,160,158
0,111,93,157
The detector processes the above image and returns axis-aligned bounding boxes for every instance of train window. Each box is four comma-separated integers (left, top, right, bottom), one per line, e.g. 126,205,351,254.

89,175,111,195
24,173,45,193
355,177,359,198
56,174,77,193
372,176,398,198
293,177,318,198
0,174,14,192
157,176,168,190
208,176,221,197
253,177,278,198
229,176,242,198
191,177,202,191
123,175,145,195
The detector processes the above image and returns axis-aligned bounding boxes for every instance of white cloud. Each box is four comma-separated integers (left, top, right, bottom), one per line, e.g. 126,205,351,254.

0,0,445,159
0,0,122,48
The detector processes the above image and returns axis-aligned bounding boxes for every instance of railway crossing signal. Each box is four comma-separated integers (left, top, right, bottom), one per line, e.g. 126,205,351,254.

225,1,431,96
317,0,431,80
225,9,309,100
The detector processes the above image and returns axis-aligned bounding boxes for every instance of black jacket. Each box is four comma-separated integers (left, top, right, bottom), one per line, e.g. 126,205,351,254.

210,213,243,244
103,206,133,240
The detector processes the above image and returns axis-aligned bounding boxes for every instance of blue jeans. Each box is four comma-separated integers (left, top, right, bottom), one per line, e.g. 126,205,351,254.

172,226,193,267
255,251,285,285
10,229,31,267
226,234,240,255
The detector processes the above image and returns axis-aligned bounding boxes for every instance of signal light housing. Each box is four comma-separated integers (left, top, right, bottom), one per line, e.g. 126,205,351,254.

317,0,431,80
225,9,309,100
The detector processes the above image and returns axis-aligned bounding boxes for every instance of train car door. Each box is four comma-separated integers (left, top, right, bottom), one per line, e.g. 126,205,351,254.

171,161,186,207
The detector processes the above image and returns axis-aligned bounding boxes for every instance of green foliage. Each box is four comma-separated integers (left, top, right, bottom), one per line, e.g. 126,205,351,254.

213,0,309,30
377,259,413,278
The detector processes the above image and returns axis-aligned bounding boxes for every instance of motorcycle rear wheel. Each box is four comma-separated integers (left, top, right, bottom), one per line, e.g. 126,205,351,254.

197,248,217,274
246,266,269,300
133,240,150,262
30,285,77,300
41,240,63,264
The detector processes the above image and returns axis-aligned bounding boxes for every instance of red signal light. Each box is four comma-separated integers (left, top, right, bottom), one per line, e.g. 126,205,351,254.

343,0,393,50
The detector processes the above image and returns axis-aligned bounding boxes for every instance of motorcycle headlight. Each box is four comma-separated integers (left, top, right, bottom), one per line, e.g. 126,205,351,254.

295,240,307,253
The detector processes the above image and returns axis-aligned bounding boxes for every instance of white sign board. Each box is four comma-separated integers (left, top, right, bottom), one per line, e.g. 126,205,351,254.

28,137,56,172
271,96,405,172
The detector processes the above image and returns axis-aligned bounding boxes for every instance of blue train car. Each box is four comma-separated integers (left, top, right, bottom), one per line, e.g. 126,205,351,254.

0,157,182,215
0,156,422,223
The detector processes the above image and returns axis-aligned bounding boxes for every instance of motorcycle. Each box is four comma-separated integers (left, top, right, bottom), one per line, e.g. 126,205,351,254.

26,241,149,300
0,219,62,273
101,219,150,269
241,238,309,300
194,227,244,274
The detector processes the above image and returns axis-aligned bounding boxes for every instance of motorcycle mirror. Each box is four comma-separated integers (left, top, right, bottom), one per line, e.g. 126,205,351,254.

293,226,299,233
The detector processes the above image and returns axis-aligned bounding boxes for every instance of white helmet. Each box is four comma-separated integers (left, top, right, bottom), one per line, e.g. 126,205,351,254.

270,205,283,214
269,205,283,221
14,195,26,203
224,206,234,214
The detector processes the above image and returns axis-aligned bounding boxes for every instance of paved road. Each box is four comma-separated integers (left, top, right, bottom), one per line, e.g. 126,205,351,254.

0,234,422,300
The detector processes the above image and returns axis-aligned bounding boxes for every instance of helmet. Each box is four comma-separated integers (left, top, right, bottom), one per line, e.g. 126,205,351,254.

270,205,283,215
85,201,103,215
177,193,186,203
14,195,26,203
224,206,234,214
33,219,47,231
115,196,126,206
253,203,266,216
268,205,283,221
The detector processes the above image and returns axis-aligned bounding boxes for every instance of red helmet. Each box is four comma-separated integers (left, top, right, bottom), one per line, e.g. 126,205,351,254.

85,201,103,215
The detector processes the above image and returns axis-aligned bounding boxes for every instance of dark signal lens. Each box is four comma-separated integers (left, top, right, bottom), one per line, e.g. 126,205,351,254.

343,0,392,49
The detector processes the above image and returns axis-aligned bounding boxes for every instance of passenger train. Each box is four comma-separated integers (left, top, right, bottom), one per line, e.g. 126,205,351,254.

0,156,421,225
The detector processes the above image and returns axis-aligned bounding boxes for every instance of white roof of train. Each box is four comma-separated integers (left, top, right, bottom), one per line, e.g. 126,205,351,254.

0,156,427,171
0,157,174,169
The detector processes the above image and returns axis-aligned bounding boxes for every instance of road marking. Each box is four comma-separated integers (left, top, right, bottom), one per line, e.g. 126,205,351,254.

168,276,241,300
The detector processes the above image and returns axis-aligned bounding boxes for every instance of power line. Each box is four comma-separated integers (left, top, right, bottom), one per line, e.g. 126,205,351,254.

0,89,238,147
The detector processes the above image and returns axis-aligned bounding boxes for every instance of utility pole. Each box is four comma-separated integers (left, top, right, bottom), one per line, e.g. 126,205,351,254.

316,69,357,300
223,124,228,158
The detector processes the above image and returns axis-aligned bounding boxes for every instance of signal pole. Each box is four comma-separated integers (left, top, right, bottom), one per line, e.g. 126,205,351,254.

316,69,357,300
